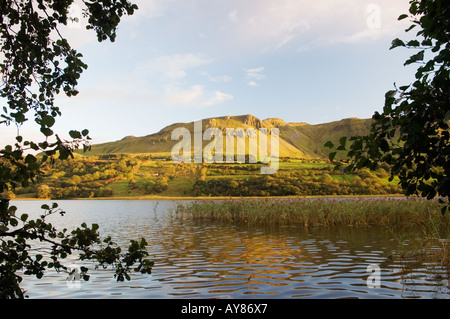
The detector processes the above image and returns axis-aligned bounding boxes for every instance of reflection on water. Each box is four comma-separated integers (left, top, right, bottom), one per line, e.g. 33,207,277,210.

11,200,450,299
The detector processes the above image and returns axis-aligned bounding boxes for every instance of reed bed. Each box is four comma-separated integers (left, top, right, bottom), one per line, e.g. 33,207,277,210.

175,197,450,231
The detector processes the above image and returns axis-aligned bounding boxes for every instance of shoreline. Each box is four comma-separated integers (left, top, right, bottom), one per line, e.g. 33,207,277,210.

11,194,408,201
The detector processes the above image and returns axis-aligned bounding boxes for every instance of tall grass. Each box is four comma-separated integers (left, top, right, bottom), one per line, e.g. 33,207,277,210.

176,197,450,269
175,197,449,231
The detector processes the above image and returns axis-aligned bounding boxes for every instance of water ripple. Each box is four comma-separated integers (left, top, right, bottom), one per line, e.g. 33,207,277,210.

12,200,450,299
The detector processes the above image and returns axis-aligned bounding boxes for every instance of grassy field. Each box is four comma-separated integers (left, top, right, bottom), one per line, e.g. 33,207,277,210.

7,153,404,200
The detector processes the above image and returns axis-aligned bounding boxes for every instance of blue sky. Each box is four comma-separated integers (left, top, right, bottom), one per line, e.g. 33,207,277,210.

1,0,418,145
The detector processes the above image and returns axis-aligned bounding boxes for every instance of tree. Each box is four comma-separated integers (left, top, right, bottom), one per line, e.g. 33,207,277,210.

326,0,450,214
319,173,333,184
0,0,153,298
37,184,52,199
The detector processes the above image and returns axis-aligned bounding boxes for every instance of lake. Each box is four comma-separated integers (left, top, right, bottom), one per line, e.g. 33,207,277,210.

11,199,450,299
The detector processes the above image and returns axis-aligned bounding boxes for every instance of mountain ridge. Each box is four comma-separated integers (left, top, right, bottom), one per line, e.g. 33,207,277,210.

86,114,372,158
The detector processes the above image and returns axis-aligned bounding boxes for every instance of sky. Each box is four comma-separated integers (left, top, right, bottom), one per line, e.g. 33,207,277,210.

1,0,418,146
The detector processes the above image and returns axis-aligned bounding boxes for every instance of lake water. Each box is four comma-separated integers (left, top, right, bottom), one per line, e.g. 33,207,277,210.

11,199,450,299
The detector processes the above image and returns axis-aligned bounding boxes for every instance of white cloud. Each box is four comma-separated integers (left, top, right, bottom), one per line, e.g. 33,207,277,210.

215,0,410,52
79,53,232,108
228,10,239,23
245,67,265,80
132,53,233,107
59,50,234,109
163,85,233,108
212,75,232,83
64,74,234,109
58,0,411,54
244,67,266,86
202,73,232,83
132,0,169,19
138,53,214,81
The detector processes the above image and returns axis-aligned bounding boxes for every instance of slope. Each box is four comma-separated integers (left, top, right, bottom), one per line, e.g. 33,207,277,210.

84,114,372,159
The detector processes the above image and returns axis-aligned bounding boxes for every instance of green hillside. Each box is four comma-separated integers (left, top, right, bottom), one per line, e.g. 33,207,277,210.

85,114,372,159
7,115,402,200
280,117,373,158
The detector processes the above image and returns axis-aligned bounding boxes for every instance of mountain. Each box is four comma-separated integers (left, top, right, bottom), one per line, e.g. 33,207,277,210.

85,114,372,159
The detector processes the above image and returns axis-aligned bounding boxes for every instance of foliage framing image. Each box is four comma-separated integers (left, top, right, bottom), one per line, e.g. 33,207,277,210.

0,0,153,299
326,0,450,214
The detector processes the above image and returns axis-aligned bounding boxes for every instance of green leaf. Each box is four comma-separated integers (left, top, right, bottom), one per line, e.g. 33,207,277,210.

386,90,397,97
42,115,55,127
140,238,148,248
20,214,28,222
390,38,405,50
404,50,424,66
398,14,408,20
41,127,54,137
421,39,432,46
407,40,420,47
324,141,334,149
69,130,82,139
409,2,418,14
380,139,390,152
10,218,18,227
328,152,337,162
25,154,37,164
399,85,410,91
405,24,416,32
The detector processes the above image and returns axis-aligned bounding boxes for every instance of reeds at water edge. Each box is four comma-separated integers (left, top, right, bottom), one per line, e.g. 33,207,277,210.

175,197,450,268
175,197,449,230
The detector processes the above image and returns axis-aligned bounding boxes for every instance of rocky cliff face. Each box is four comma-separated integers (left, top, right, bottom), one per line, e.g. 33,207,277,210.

242,114,264,129
87,114,372,159
262,118,287,128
